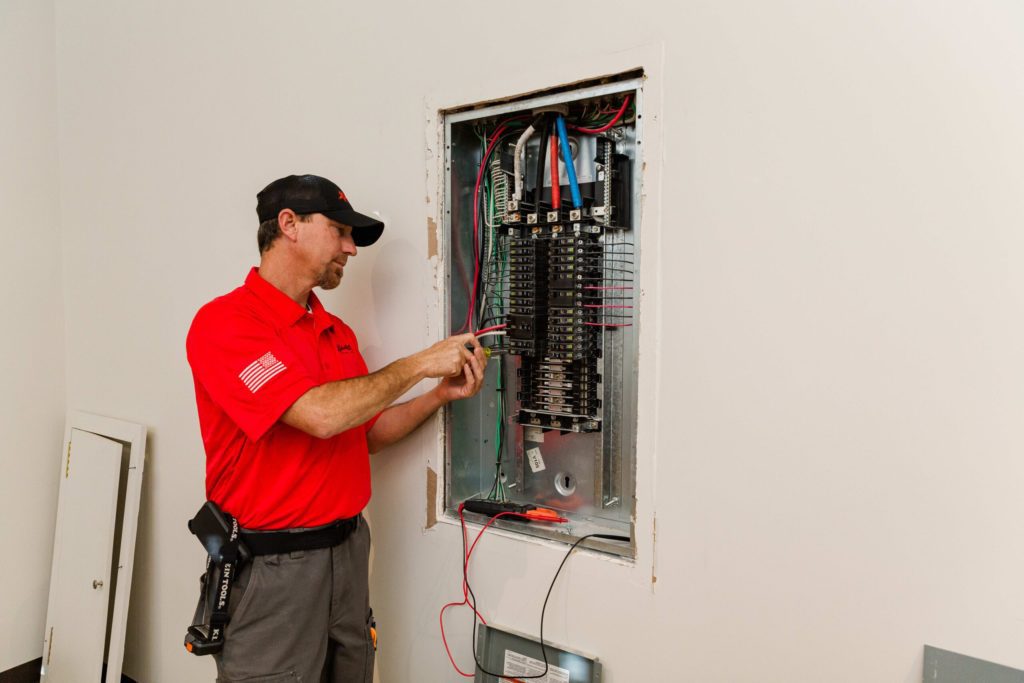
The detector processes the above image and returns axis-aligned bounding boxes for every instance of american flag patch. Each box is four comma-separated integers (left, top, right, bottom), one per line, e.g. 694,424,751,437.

239,351,287,393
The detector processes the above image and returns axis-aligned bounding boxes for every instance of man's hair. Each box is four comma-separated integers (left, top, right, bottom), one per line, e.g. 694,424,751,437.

257,212,314,253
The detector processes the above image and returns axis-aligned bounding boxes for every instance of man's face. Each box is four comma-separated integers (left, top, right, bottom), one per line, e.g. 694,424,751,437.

298,213,357,290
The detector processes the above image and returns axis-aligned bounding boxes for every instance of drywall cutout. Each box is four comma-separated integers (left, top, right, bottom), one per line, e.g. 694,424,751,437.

41,411,146,683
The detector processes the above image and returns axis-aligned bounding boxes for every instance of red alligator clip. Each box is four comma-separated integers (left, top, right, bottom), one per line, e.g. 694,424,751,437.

523,508,568,523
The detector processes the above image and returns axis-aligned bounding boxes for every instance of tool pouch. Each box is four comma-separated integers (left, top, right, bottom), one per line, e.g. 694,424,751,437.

184,501,250,656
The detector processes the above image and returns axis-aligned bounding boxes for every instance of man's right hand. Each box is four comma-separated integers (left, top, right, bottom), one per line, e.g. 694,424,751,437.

413,333,480,379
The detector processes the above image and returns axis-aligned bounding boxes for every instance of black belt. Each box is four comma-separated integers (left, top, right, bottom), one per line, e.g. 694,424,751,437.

240,515,360,556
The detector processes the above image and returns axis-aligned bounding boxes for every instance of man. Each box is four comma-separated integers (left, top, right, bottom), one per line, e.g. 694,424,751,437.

186,174,486,682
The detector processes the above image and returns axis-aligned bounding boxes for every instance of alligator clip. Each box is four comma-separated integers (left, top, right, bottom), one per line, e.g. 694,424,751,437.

523,508,568,523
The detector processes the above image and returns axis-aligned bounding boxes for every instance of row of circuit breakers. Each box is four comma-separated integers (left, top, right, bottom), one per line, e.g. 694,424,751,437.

500,121,633,433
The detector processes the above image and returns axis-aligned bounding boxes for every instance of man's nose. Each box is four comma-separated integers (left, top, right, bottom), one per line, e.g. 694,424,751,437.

342,235,358,256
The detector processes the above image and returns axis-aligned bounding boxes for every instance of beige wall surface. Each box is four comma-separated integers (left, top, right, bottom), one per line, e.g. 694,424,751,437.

0,0,65,672
40,0,1024,681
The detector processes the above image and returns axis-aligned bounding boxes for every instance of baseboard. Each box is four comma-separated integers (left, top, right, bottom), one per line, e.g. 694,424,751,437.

0,659,138,683
0,658,41,683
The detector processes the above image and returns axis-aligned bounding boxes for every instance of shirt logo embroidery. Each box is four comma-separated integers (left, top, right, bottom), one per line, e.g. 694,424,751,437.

239,351,287,393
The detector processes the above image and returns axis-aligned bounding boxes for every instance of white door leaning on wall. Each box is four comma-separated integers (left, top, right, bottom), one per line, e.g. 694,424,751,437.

41,412,146,683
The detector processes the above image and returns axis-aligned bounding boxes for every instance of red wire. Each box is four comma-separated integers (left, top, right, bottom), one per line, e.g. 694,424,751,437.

475,323,507,336
550,132,560,210
440,505,566,678
439,505,490,677
440,506,529,676
570,95,632,135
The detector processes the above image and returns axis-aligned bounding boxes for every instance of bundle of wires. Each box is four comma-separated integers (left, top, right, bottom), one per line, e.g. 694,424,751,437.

570,94,636,133
458,117,529,336
458,94,634,336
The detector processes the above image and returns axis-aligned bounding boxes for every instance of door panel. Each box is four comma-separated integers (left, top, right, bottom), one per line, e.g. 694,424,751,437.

42,429,123,682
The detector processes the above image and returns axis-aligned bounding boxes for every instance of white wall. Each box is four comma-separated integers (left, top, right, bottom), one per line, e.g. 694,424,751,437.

0,0,65,672
45,0,1024,681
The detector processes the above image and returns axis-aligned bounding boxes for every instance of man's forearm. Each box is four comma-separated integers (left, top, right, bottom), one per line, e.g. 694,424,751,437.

282,356,425,439
366,386,447,453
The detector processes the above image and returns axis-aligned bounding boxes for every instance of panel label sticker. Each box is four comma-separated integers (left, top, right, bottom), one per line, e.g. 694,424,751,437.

526,447,546,473
501,650,570,683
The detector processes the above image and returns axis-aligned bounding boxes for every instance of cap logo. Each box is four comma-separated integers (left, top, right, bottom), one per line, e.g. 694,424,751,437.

337,190,348,202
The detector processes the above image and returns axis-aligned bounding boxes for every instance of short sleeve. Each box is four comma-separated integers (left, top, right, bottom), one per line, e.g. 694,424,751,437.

187,303,316,441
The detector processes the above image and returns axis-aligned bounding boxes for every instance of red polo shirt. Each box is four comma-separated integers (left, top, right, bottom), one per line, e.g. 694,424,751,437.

186,268,377,529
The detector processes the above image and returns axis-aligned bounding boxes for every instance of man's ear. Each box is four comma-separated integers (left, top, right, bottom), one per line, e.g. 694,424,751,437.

278,209,300,242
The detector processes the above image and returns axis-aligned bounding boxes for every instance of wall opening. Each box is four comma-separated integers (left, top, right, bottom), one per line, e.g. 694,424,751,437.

442,72,643,556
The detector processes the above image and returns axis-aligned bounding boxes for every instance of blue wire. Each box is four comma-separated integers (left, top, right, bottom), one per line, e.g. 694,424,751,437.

556,115,582,209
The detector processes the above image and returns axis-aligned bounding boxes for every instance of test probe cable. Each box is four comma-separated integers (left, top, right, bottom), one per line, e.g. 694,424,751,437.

439,503,628,679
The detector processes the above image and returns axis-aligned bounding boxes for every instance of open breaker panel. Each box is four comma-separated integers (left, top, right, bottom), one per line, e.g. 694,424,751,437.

443,74,642,556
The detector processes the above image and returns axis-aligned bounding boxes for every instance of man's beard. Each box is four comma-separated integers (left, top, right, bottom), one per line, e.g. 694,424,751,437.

317,266,342,290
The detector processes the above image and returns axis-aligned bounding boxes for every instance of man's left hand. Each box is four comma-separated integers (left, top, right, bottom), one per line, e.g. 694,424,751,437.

435,345,488,402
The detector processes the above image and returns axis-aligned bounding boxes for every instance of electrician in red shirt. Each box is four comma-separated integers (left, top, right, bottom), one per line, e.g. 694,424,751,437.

186,174,486,682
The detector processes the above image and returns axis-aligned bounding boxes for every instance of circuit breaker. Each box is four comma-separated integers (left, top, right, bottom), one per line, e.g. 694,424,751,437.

443,73,642,555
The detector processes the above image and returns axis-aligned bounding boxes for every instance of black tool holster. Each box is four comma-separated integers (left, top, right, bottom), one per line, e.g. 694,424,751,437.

184,501,250,656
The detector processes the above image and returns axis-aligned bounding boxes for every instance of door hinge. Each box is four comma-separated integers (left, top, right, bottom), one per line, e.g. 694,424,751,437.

65,441,72,479
46,626,54,665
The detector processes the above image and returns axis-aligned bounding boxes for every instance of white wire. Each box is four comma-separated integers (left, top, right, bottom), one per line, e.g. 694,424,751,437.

475,331,507,341
512,124,536,201
484,170,500,230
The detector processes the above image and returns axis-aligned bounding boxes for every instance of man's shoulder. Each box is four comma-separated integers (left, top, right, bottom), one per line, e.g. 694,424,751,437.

187,285,265,343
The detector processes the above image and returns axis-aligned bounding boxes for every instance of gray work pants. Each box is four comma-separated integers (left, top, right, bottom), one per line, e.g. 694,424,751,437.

193,516,375,682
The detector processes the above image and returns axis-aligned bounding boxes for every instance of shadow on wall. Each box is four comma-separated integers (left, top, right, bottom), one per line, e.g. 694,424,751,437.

365,237,427,373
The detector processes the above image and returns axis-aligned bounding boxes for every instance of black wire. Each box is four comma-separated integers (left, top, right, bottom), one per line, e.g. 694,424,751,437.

486,356,507,500
464,521,629,680
538,532,630,668
486,398,500,500
476,313,506,331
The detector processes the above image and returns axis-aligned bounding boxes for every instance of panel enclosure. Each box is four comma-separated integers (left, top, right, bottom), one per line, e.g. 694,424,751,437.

443,74,642,555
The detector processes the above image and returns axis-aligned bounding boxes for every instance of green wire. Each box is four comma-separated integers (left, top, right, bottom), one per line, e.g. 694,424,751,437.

475,122,512,502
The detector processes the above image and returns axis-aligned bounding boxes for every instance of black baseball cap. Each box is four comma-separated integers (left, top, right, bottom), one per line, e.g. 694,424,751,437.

256,174,385,247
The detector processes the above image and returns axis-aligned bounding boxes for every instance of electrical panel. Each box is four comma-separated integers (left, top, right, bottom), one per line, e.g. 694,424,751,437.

443,74,642,555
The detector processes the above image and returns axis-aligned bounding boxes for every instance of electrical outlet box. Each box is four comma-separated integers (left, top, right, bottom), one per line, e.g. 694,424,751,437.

442,72,642,556
474,623,602,682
